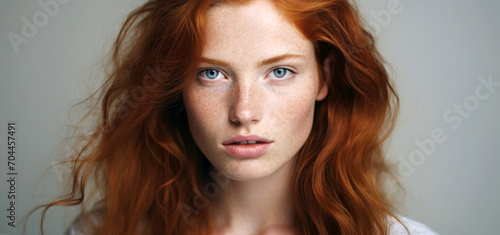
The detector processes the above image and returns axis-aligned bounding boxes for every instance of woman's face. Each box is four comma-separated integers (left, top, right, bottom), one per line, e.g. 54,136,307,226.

183,0,327,181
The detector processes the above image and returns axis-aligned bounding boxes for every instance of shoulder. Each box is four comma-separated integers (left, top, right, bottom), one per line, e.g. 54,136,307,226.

66,209,149,234
66,210,104,235
388,215,439,235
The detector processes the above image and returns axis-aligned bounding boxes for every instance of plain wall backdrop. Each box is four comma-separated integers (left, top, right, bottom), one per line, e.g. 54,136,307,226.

1,0,499,234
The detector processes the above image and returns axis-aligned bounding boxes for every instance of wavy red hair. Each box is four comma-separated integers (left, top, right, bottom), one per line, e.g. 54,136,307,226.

29,0,401,234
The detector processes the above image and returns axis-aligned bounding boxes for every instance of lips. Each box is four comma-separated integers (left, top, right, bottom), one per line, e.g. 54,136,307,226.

222,135,273,158
231,141,266,145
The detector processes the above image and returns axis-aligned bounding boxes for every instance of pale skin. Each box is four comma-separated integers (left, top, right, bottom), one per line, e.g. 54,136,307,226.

183,0,331,234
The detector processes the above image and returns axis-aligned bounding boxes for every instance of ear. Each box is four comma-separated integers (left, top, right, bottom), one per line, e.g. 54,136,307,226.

316,54,334,101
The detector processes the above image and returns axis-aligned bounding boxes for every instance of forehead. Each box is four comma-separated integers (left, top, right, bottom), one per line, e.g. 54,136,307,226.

203,0,314,62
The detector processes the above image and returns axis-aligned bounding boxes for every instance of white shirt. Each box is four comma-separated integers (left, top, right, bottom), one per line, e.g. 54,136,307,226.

389,216,439,235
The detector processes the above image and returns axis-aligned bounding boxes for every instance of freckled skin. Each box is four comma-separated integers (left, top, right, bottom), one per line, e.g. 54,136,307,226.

183,0,327,181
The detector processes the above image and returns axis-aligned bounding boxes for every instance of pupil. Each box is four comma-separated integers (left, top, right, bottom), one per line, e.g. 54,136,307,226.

207,70,218,79
274,68,286,78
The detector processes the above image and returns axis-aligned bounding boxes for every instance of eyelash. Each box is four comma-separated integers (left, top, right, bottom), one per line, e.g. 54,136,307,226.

198,69,225,80
197,67,296,81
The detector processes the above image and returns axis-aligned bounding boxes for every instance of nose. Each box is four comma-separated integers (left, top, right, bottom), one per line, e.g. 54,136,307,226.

228,79,263,126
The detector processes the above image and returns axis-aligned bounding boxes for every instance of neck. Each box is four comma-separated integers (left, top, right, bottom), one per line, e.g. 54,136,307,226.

209,158,297,234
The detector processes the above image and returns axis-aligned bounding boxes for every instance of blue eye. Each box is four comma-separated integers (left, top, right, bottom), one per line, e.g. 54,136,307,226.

199,69,224,80
270,68,293,79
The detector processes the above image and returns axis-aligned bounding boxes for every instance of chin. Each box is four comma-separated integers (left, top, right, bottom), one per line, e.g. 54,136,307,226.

213,157,293,182
217,161,273,181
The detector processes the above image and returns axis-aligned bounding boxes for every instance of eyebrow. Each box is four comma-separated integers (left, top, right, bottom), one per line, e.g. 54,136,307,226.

199,54,307,68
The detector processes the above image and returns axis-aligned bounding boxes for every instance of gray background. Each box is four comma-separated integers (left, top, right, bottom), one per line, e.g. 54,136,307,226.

1,0,499,234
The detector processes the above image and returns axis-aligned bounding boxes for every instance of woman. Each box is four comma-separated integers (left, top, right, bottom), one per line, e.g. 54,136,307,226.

32,0,437,234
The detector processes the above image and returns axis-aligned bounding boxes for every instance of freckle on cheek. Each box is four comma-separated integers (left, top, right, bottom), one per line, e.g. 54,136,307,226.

193,90,224,119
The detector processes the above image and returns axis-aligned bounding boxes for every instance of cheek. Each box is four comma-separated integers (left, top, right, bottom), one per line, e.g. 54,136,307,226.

183,87,225,135
272,83,317,136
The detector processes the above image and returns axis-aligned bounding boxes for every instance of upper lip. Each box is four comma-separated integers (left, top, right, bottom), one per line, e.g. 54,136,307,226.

222,135,273,145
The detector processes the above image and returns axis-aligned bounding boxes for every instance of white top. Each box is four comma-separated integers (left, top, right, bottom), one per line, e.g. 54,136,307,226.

68,214,438,234
389,216,439,235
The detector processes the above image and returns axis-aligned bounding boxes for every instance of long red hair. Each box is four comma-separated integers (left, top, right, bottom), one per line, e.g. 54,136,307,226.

29,0,401,234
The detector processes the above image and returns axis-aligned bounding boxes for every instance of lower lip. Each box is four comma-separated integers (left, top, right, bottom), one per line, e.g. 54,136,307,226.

222,143,272,158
